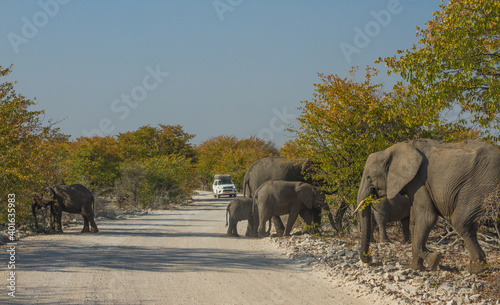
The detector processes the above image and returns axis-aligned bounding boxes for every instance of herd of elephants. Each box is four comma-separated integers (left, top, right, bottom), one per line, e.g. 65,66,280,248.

32,139,500,274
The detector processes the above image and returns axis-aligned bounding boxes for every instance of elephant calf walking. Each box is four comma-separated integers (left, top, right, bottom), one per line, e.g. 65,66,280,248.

33,184,99,233
371,194,411,243
226,197,255,237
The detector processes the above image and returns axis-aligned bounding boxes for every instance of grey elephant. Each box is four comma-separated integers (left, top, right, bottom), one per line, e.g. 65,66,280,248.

225,197,271,237
253,181,327,237
32,184,98,233
243,157,335,234
225,197,255,237
357,139,500,274
370,194,411,243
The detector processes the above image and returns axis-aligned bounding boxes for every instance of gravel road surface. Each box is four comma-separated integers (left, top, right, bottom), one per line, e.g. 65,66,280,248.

2,191,373,305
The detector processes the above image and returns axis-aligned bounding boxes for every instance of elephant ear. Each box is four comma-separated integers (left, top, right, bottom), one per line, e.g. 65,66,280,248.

385,142,423,199
297,183,314,209
43,187,56,202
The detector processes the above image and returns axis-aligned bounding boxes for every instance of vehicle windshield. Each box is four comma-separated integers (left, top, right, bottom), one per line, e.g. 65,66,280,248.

219,177,232,184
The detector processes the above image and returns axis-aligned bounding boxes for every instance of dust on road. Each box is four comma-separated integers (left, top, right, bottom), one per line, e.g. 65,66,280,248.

2,191,372,304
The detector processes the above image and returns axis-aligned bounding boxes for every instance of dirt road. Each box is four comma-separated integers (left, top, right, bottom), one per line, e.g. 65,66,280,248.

3,191,372,304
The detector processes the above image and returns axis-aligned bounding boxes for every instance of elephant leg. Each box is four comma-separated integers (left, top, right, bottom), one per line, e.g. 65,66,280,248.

284,203,302,236
410,196,440,271
401,217,410,244
83,207,98,233
378,220,391,243
245,220,252,237
227,220,239,237
48,205,56,232
81,214,91,233
54,209,63,233
258,218,270,237
451,212,486,274
461,231,485,274
231,221,239,237
88,217,99,233
258,209,271,237
272,216,285,236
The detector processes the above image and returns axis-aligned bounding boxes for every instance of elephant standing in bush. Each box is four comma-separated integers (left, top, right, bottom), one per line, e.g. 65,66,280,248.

254,181,328,237
32,184,98,233
357,139,500,274
371,194,411,243
243,157,335,234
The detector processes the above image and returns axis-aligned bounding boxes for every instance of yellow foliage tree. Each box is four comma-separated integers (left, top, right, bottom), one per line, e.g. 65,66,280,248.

0,65,68,225
288,67,477,208
196,136,278,190
381,0,500,140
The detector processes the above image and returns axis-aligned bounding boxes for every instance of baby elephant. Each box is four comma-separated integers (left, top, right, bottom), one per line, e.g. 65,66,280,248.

226,197,255,237
371,194,411,243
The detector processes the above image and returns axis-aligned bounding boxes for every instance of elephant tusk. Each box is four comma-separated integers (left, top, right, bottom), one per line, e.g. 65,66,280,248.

353,199,366,214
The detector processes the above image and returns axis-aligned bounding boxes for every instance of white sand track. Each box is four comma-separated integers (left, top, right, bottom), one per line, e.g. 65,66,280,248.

4,191,372,304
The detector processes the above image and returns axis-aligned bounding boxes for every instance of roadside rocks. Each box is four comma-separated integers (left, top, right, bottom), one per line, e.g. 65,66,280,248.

268,234,499,304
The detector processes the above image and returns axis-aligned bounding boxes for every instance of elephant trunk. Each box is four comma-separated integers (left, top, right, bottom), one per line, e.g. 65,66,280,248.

359,203,372,263
358,176,373,264
320,201,336,232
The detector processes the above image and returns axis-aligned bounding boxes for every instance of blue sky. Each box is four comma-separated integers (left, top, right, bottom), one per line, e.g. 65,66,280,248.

1,0,442,147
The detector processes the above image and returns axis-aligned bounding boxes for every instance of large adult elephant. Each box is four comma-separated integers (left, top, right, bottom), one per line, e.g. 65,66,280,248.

356,139,500,274
32,184,99,233
254,181,328,237
243,157,335,234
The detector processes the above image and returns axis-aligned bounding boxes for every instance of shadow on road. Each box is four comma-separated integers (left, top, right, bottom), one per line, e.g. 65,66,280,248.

19,241,293,273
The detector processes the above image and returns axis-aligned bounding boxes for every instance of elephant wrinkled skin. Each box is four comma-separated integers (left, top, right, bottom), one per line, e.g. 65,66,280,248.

371,194,411,243
33,184,98,233
254,181,327,237
357,139,500,274
225,197,255,237
243,157,335,234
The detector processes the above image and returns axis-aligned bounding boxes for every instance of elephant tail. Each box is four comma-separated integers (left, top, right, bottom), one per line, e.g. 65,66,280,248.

225,205,229,227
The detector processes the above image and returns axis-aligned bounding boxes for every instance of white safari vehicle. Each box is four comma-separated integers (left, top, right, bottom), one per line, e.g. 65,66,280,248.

212,174,237,198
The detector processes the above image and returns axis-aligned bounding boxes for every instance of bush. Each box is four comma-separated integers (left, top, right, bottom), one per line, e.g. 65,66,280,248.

141,155,198,208
114,163,146,207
